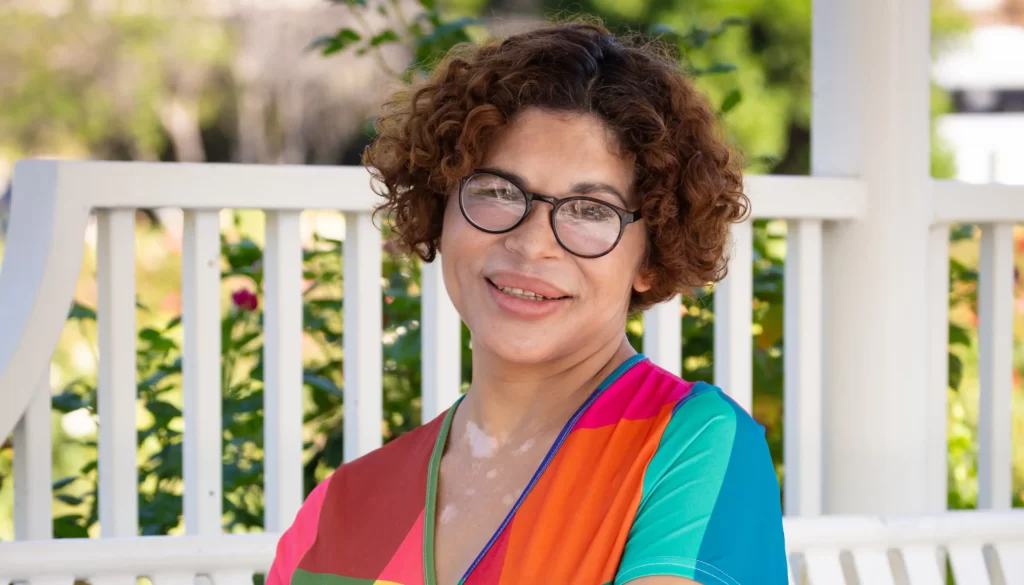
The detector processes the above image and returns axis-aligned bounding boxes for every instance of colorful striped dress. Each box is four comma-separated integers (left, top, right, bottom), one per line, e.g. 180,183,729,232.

267,355,788,585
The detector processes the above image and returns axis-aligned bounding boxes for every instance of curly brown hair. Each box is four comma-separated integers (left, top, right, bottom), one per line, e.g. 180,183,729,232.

363,20,749,311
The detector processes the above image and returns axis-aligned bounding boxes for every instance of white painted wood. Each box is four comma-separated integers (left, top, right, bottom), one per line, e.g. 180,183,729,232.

803,549,846,584
262,211,304,533
948,545,993,585
899,546,944,585
0,161,90,440
421,256,462,422
993,542,1024,583
89,573,137,585
150,572,196,585
745,175,865,219
0,533,278,576
926,224,951,513
96,209,138,538
343,211,383,461
209,571,255,585
851,548,897,585
714,219,753,412
977,222,1014,510
933,180,1024,223
784,219,823,517
26,575,74,585
815,0,936,515
85,161,378,212
182,210,223,535
13,372,53,540
643,295,682,377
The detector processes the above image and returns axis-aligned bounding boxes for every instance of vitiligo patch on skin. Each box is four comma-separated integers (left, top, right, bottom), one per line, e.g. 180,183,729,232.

486,469,498,479
439,504,457,525
465,420,500,458
513,438,535,456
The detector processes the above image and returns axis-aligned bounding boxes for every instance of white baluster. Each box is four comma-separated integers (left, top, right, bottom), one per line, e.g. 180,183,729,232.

948,544,993,585
977,222,1013,510
899,546,944,585
714,219,753,412
784,218,823,517
926,224,950,512
643,295,682,377
182,210,223,535
421,256,462,422
263,211,304,532
993,542,1024,584
150,573,196,585
97,209,138,537
13,371,53,540
209,571,254,585
803,548,846,584
343,211,383,461
851,548,896,585
90,573,137,585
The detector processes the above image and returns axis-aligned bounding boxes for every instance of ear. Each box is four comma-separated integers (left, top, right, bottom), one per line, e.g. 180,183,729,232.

632,269,652,294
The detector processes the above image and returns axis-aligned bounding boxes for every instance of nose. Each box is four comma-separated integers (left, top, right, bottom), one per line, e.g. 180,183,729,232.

502,202,563,260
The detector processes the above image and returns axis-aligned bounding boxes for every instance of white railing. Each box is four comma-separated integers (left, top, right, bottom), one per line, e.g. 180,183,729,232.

2,158,1023,552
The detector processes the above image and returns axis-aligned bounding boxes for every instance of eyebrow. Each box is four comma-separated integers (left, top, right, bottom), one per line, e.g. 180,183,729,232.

482,167,630,207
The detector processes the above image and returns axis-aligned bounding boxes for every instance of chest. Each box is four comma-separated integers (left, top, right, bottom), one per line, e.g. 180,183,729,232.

431,441,552,585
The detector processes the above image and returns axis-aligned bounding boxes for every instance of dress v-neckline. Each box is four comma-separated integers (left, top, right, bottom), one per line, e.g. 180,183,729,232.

421,354,647,585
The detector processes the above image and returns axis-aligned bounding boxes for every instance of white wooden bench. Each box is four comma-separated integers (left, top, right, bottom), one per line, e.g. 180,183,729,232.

1,511,1022,585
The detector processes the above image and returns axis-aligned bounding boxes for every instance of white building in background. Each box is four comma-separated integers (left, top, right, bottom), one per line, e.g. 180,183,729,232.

935,0,1024,184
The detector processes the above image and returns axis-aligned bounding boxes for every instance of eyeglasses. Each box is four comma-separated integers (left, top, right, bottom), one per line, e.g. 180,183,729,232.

458,169,642,259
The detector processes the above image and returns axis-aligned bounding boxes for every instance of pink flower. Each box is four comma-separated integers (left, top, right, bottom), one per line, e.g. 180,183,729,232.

232,288,259,312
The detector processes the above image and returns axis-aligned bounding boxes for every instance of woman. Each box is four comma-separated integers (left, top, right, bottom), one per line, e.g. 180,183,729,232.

268,21,787,585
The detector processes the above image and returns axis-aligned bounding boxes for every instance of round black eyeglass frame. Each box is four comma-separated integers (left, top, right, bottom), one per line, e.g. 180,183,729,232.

458,168,643,259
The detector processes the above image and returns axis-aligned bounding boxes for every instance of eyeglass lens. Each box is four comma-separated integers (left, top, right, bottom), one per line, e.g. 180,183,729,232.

460,173,623,257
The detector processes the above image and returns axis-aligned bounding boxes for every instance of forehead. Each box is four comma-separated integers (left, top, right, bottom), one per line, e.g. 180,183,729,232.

479,108,634,201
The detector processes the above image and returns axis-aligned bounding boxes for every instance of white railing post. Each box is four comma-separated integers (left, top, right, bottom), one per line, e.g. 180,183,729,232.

977,222,1014,510
783,219,823,517
13,372,53,540
643,295,682,377
181,210,223,535
815,0,937,514
263,211,304,532
342,212,382,462
927,223,951,514
421,257,462,422
714,219,753,412
96,209,138,537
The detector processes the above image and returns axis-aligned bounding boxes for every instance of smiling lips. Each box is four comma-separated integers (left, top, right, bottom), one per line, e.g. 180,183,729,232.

485,272,571,319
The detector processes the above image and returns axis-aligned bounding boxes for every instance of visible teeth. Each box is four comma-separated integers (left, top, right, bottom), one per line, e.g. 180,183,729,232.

498,285,555,301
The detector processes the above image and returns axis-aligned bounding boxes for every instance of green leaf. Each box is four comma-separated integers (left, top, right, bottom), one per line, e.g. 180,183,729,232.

146,400,183,421
720,89,742,113
53,476,78,490
309,28,362,56
304,373,344,397
695,63,737,76
68,302,97,321
949,323,972,348
949,352,964,391
56,494,84,506
53,514,90,538
370,30,400,47
52,390,88,413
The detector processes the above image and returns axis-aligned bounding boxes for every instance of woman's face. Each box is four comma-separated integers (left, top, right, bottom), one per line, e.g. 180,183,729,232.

440,108,650,365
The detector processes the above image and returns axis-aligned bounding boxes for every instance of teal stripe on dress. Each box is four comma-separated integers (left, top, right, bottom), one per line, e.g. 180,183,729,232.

613,382,786,585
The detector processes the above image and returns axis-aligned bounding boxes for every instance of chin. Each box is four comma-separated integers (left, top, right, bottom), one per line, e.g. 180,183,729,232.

473,329,565,365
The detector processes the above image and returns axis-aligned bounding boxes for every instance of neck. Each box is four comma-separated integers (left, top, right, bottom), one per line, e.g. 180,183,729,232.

457,334,638,442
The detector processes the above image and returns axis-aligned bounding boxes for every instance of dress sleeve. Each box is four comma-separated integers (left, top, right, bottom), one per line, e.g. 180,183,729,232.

613,384,788,585
265,474,333,585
